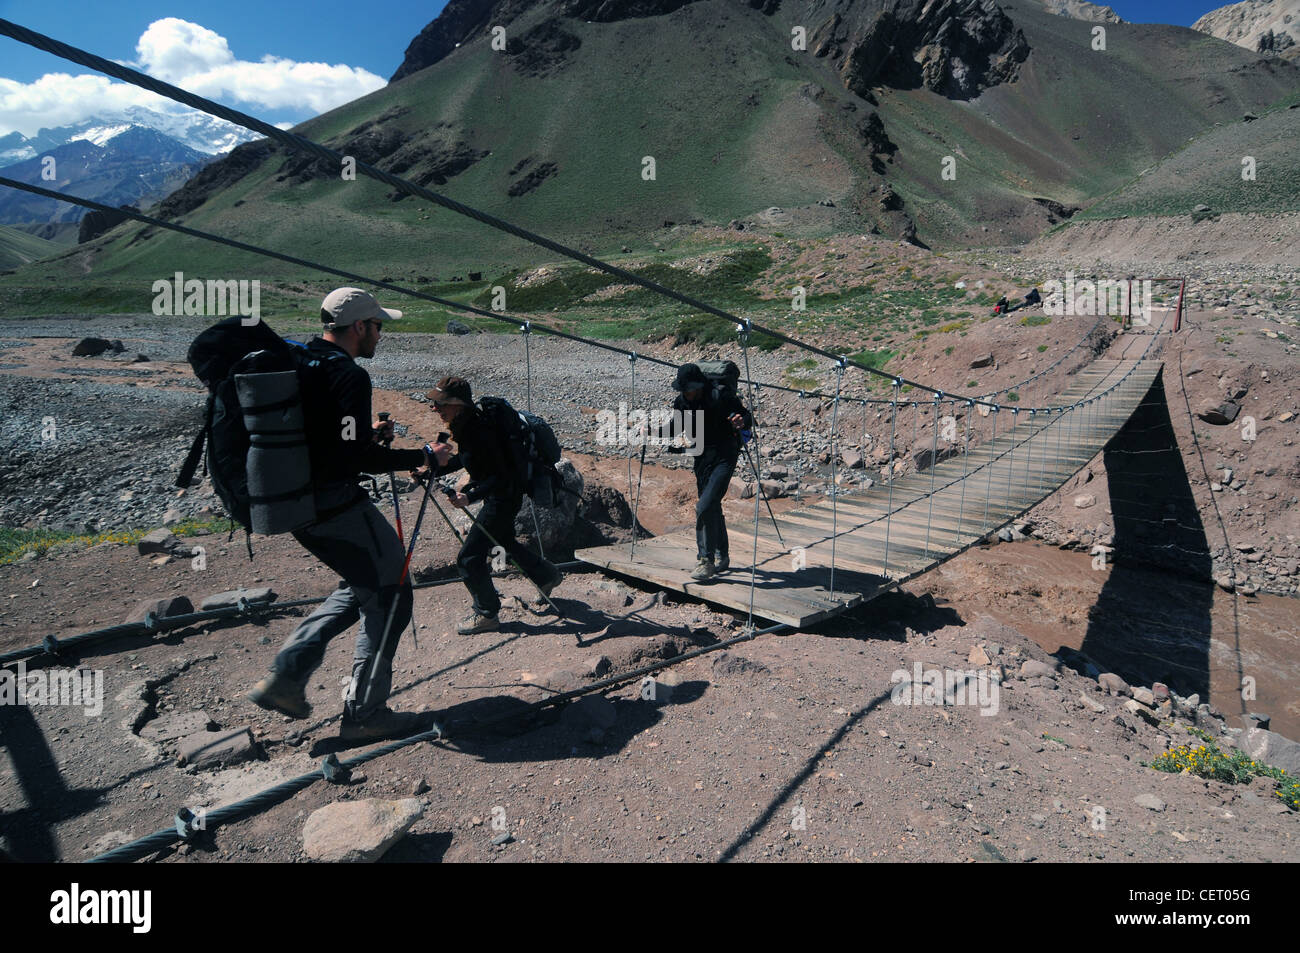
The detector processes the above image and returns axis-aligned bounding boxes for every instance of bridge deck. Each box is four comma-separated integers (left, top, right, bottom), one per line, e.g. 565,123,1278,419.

576,360,1164,627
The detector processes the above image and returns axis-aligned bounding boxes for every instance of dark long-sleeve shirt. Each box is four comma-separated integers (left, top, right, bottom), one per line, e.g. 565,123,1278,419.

657,387,753,467
434,405,522,503
300,338,425,497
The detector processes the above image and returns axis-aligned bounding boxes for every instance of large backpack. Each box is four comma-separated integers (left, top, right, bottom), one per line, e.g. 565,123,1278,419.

476,395,564,506
695,359,741,401
177,317,325,541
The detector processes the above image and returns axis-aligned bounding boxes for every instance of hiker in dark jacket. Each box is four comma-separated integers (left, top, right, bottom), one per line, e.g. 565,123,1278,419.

423,376,561,634
248,287,432,742
655,363,752,580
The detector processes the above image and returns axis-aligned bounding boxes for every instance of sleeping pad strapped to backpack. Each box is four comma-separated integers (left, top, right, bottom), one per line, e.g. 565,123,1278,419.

177,316,329,537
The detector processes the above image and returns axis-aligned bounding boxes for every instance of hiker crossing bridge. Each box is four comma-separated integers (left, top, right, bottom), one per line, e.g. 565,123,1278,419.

577,359,1165,627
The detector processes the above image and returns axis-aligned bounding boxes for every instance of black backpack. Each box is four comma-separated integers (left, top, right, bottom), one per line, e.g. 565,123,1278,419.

477,396,565,506
177,317,330,544
695,359,741,401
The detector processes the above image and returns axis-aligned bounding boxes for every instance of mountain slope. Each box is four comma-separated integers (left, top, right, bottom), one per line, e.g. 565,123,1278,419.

0,126,210,224
1194,0,1300,61
6,0,1297,299
0,224,59,269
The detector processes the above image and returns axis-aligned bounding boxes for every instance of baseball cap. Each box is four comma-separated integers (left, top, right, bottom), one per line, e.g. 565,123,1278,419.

426,376,473,406
320,287,402,328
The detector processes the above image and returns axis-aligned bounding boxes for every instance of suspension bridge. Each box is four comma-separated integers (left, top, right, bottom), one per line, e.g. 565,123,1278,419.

578,358,1165,626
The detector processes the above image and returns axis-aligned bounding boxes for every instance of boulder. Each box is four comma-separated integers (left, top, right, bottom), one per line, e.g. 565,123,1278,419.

578,482,635,529
969,353,995,369
841,448,864,469
1236,728,1300,775
72,337,113,357
446,320,472,335
303,798,425,863
515,458,583,553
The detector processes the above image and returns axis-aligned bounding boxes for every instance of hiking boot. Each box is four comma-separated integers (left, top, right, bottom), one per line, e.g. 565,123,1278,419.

691,558,715,581
247,673,310,720
714,555,730,574
339,706,435,742
457,612,500,635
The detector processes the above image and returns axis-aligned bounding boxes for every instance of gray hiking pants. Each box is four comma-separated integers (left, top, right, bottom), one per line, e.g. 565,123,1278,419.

272,496,411,719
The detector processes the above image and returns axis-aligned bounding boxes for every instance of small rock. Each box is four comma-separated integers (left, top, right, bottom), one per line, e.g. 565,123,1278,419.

1098,673,1130,696
303,798,425,862
1197,401,1240,426
1134,793,1166,812
200,587,276,610
125,596,195,625
585,655,612,678
1020,660,1057,679
968,645,991,666
1123,699,1160,725
1073,494,1096,509
491,832,513,846
411,779,430,796
137,528,179,555
969,353,994,369
1132,687,1156,706
1078,691,1106,713
177,727,256,769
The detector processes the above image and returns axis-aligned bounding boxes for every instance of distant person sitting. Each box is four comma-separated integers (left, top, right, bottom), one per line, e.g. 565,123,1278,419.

993,295,1010,315
1024,287,1042,308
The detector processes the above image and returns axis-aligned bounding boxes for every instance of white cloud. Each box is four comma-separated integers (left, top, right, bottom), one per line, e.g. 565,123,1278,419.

0,18,385,138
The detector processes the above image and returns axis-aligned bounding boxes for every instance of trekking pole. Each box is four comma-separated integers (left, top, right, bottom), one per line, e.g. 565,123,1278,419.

740,438,784,547
377,413,405,542
629,441,647,559
438,484,567,621
360,465,434,709
376,412,416,647
425,479,465,544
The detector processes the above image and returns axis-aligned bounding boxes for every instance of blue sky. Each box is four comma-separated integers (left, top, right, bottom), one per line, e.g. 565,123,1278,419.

0,1,1244,139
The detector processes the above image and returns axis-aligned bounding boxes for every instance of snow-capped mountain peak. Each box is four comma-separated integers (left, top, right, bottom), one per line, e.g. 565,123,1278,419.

68,124,134,147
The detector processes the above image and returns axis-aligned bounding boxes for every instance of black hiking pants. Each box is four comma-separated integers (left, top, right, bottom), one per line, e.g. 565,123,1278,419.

695,454,737,563
458,494,555,617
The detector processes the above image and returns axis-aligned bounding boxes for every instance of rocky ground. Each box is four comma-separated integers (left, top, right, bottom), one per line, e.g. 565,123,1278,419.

1,294,1297,862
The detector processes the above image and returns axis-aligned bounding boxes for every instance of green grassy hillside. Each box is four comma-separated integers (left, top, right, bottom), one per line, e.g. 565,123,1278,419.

1,0,1295,321
0,223,59,270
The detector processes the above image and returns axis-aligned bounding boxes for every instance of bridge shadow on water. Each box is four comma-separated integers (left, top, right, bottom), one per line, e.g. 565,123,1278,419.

1075,373,1222,705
